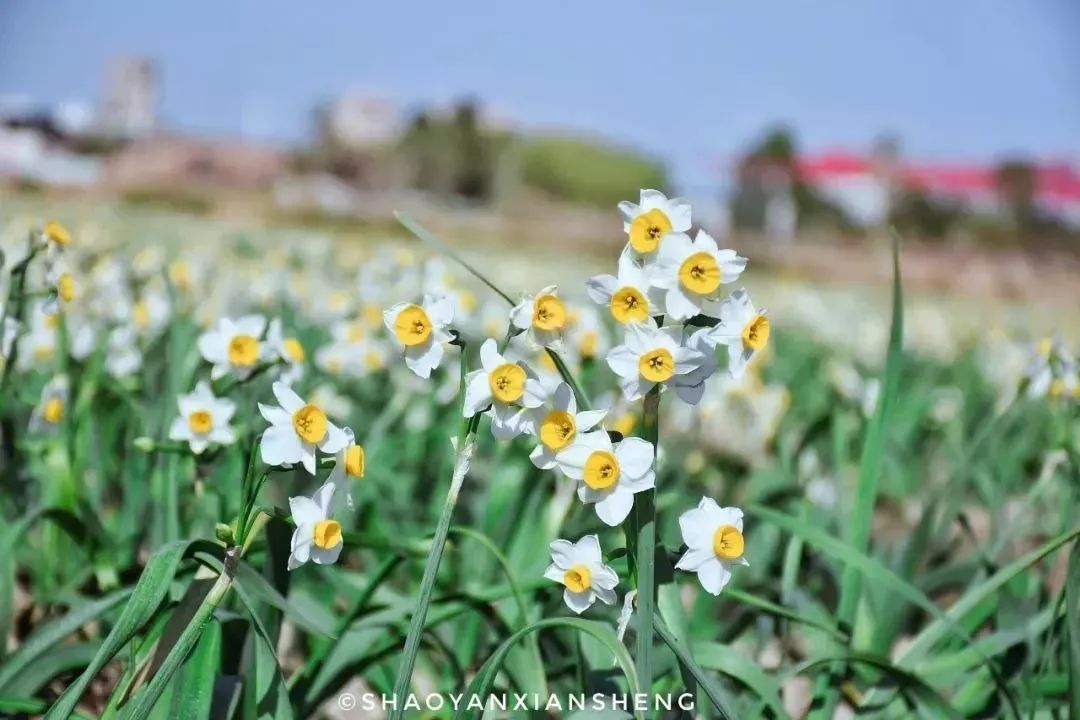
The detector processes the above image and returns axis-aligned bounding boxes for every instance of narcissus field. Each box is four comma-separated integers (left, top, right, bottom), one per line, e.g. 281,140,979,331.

0,191,1077,719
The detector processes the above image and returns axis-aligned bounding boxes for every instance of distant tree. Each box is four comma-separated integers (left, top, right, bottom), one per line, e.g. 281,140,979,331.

518,136,668,208
888,187,962,239
995,159,1040,235
730,125,854,233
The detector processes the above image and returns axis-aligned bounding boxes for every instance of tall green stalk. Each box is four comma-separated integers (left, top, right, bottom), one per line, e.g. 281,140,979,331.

389,357,479,718
632,385,661,693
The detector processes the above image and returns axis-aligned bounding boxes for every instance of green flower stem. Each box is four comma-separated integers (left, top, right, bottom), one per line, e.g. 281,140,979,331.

0,234,41,401
389,422,479,719
632,384,661,693
123,547,237,717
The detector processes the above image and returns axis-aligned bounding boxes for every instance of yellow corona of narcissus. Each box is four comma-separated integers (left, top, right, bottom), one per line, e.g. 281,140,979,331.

326,427,365,511
30,375,69,432
675,497,749,595
259,382,349,475
525,381,607,470
510,285,569,348
43,220,71,247
384,294,455,378
586,246,657,325
463,338,545,439
288,482,343,570
555,430,655,526
197,315,267,380
168,380,237,454
699,289,770,379
617,189,691,256
544,535,619,614
650,230,747,321
605,319,705,401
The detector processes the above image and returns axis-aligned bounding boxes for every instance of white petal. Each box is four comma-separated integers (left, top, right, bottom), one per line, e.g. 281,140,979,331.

289,497,323,527
585,274,618,305
549,539,576,569
663,286,700,322
272,382,305,413
676,546,714,572
300,445,318,475
667,199,692,231
573,534,603,564
510,299,533,330
404,338,441,379
576,409,607,432
462,372,491,416
590,562,619,590
615,437,654,478
606,345,638,379
425,295,454,326
479,338,503,372
311,542,343,565
168,416,191,442
320,422,349,453
544,563,566,584
259,403,291,427
697,558,733,595
639,189,667,212
564,588,595,614
595,487,635,526
261,424,303,466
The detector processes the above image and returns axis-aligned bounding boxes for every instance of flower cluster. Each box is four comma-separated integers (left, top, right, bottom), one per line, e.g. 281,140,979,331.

382,190,767,612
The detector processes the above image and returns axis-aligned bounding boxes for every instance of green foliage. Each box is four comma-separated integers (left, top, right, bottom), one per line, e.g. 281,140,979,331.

519,136,668,208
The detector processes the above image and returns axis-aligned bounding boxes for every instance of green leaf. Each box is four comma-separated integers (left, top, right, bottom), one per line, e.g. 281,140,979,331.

0,588,131,692
814,231,904,717
1062,540,1078,719
121,568,233,720
456,617,640,720
233,559,336,638
45,540,204,719
690,641,790,719
654,617,738,719
790,653,963,719
166,618,221,720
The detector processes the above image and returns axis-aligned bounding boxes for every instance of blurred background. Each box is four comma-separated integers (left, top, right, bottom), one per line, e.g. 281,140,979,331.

1,0,1079,319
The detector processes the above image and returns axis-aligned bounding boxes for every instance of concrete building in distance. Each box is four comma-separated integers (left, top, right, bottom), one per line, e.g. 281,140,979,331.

318,91,401,151
98,56,158,139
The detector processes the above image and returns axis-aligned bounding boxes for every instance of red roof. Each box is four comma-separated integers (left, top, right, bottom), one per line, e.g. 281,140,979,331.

795,152,1080,202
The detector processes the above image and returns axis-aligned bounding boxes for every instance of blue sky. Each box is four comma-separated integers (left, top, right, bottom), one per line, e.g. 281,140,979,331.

2,0,1078,192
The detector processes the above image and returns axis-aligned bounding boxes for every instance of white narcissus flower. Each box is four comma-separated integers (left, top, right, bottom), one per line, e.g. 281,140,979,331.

557,430,655,526
384,294,454,379
676,497,749,595
701,289,770,380
617,189,691,256
326,427,364,510
510,285,569,348
197,315,267,381
606,320,705,401
671,326,720,406
544,534,619,614
259,381,349,475
650,230,746,321
168,380,237,454
44,261,76,315
267,318,306,384
463,338,545,439
105,324,142,379
30,375,68,432
1,317,21,361
586,246,662,325
525,381,606,470
288,482,343,570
